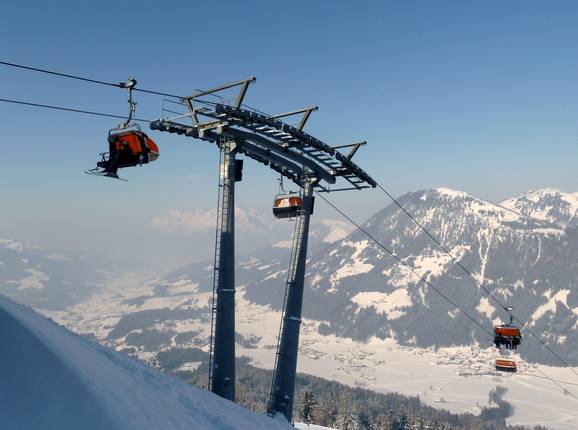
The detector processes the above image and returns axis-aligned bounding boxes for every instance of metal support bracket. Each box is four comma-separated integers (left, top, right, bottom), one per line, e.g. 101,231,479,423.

332,140,367,161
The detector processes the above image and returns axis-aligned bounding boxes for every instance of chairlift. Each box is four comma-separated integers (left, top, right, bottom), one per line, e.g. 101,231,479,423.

493,306,522,350
273,176,302,219
495,358,517,373
86,78,159,180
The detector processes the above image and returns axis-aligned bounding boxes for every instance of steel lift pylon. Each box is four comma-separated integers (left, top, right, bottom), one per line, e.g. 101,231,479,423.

149,78,375,420
210,137,240,400
268,178,314,420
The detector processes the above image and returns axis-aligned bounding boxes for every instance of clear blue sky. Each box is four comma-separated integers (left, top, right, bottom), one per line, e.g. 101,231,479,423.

2,1,578,266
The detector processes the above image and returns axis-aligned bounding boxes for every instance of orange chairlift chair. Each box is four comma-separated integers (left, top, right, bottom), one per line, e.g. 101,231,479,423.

86,78,159,180
272,176,302,219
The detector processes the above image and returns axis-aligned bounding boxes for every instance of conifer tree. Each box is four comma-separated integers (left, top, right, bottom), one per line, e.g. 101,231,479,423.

335,396,360,430
398,408,409,430
325,391,339,427
373,414,390,430
299,390,317,425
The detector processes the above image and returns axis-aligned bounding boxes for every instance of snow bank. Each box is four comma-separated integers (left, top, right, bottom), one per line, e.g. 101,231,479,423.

295,423,336,430
0,295,291,430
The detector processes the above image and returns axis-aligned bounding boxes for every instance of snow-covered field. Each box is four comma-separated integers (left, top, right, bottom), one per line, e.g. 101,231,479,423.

46,277,578,430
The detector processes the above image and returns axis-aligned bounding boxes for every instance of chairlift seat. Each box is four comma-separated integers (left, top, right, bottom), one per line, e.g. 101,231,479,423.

107,130,159,166
91,130,159,178
494,325,522,349
495,358,517,373
273,194,302,219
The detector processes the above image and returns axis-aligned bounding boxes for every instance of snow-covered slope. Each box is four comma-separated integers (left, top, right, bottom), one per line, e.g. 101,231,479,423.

0,295,291,430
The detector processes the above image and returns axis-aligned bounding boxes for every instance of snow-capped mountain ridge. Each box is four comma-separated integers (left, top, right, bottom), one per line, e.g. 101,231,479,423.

6,187,578,368
500,188,578,228
241,187,578,364
43,186,578,367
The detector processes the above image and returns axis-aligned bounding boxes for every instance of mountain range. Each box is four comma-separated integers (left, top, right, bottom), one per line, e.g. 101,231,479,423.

3,187,578,367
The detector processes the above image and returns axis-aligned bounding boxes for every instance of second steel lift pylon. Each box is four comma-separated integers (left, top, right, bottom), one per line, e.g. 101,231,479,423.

150,78,376,421
209,137,242,400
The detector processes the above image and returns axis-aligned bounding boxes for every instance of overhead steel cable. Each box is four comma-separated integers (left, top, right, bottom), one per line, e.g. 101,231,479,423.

0,60,279,117
0,60,295,114
373,181,578,376
517,371,578,388
0,97,152,122
514,355,578,401
375,183,509,310
513,314,578,377
0,60,182,98
316,191,578,402
0,60,121,88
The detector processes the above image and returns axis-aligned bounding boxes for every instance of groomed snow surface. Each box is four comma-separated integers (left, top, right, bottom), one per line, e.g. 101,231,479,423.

0,295,291,430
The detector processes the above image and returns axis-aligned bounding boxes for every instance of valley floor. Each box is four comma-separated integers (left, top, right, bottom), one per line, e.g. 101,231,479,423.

44,282,578,430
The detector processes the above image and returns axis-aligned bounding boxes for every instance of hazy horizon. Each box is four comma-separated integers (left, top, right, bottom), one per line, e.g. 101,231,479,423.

2,1,578,268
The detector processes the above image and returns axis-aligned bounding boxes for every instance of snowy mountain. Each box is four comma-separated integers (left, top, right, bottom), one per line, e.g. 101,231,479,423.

0,237,150,310
151,203,355,261
0,294,291,430
243,187,578,364
57,187,578,366
500,188,578,228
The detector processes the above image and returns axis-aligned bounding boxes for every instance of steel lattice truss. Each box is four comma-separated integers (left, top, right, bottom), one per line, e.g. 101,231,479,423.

150,78,375,192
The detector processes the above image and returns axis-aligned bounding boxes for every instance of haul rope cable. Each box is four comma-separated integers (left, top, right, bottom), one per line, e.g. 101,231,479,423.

0,60,235,110
0,60,182,99
0,60,261,114
0,97,152,122
315,191,578,401
373,181,578,376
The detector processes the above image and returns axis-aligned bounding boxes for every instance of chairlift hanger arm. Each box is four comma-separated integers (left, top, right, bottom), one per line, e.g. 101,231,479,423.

120,77,138,129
